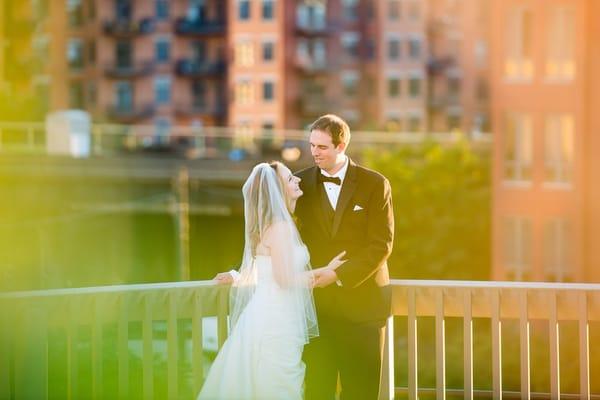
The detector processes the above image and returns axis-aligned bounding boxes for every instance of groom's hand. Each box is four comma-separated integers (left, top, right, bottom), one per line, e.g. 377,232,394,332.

313,269,339,288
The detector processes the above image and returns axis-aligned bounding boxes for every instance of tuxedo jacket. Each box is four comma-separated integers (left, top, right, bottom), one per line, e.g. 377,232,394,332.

295,159,394,323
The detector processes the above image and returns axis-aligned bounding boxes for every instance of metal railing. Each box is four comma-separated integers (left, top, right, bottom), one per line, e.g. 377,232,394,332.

0,121,492,160
2,279,599,399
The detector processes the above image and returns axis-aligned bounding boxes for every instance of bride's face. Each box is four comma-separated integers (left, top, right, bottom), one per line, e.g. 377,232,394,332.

277,165,303,200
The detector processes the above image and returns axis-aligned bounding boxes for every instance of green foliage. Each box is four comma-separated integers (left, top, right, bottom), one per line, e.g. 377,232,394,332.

363,137,491,280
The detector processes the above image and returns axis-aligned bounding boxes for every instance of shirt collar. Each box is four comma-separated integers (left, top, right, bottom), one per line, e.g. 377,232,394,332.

320,156,349,183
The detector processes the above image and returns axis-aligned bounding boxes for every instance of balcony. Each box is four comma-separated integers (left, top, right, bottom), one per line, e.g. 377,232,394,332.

174,18,226,36
104,61,155,79
427,56,456,74
174,103,226,118
428,93,461,110
295,22,335,37
294,59,333,75
1,279,599,399
297,94,338,116
106,103,155,123
103,17,155,37
175,59,227,78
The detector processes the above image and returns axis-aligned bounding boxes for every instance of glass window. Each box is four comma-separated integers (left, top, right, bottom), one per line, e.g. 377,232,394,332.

387,77,400,98
262,41,274,61
408,77,421,97
503,217,532,280
544,114,574,184
342,0,359,21
155,38,170,63
342,72,359,97
235,41,255,66
408,38,422,59
69,80,84,108
156,0,169,19
388,38,401,61
239,0,251,20
504,113,533,181
407,115,422,132
154,76,171,104
67,0,84,27
341,33,360,61
543,218,573,282
263,81,275,101
236,80,254,105
262,0,274,20
505,6,534,80
546,6,575,80
67,39,85,71
388,0,401,20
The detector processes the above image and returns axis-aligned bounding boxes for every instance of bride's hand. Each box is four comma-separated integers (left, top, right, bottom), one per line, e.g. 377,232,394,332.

213,272,234,285
326,251,347,270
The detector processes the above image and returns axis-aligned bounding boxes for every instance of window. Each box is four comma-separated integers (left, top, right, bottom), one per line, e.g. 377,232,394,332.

154,118,171,144
69,81,84,108
88,40,96,64
156,0,169,19
116,0,132,19
67,0,84,27
505,6,533,80
407,115,422,132
388,38,401,61
155,38,170,63
503,217,532,280
448,77,461,99
387,77,400,98
342,0,359,21
408,76,421,97
236,41,255,66
192,81,206,108
385,118,402,132
263,81,275,101
236,80,254,105
239,0,250,20
262,0,274,20
67,39,85,71
407,0,420,21
447,113,461,130
87,81,97,107
262,41,274,61
388,0,401,20
154,76,171,104
341,33,360,61
504,113,533,181
297,2,326,29
544,114,574,184
543,218,572,282
546,6,575,81
408,37,422,59
342,72,359,97
115,81,133,110
366,39,376,60
116,41,132,67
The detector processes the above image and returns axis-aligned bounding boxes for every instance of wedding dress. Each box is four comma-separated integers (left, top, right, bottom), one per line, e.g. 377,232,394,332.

197,163,317,400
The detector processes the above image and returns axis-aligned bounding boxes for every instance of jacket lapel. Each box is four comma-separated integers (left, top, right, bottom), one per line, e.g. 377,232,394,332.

331,159,358,238
301,167,331,237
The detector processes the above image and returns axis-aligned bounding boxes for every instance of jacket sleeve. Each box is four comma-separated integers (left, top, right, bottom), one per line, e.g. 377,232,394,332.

335,177,394,288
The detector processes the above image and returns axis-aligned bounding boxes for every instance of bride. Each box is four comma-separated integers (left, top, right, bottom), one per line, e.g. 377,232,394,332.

197,161,345,400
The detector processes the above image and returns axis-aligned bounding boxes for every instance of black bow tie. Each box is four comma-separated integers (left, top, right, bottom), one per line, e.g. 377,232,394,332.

318,174,341,185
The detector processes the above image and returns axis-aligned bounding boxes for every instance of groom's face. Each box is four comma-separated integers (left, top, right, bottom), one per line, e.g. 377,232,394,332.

309,129,345,173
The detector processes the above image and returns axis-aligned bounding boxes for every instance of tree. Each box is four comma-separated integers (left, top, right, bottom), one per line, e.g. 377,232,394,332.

363,136,491,280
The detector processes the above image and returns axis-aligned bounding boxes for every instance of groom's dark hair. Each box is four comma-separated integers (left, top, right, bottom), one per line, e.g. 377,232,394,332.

309,114,351,147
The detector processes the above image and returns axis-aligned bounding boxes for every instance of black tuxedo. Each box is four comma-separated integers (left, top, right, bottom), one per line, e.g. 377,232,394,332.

295,159,394,400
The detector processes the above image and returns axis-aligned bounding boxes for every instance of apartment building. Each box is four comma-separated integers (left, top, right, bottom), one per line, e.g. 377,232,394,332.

2,0,490,135
491,0,600,282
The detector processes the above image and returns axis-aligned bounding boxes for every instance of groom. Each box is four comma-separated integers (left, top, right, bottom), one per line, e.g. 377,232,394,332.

295,114,394,400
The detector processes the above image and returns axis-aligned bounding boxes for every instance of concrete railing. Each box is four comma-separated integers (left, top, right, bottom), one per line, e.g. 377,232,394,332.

4,279,592,399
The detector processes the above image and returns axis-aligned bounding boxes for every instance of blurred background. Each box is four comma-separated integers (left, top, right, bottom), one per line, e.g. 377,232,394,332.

2,1,600,398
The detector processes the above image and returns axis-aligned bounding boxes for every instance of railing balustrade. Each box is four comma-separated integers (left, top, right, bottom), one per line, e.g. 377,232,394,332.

4,279,595,399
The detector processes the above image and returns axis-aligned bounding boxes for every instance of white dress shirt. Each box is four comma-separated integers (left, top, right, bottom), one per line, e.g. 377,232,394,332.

320,156,349,210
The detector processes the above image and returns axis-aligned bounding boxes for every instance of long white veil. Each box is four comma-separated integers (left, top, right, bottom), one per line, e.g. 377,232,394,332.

229,163,318,344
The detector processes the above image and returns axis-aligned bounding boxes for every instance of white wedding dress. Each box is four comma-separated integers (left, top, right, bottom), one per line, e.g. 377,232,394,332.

197,245,311,400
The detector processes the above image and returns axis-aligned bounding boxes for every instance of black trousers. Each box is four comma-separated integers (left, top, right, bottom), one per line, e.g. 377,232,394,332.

303,316,386,400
